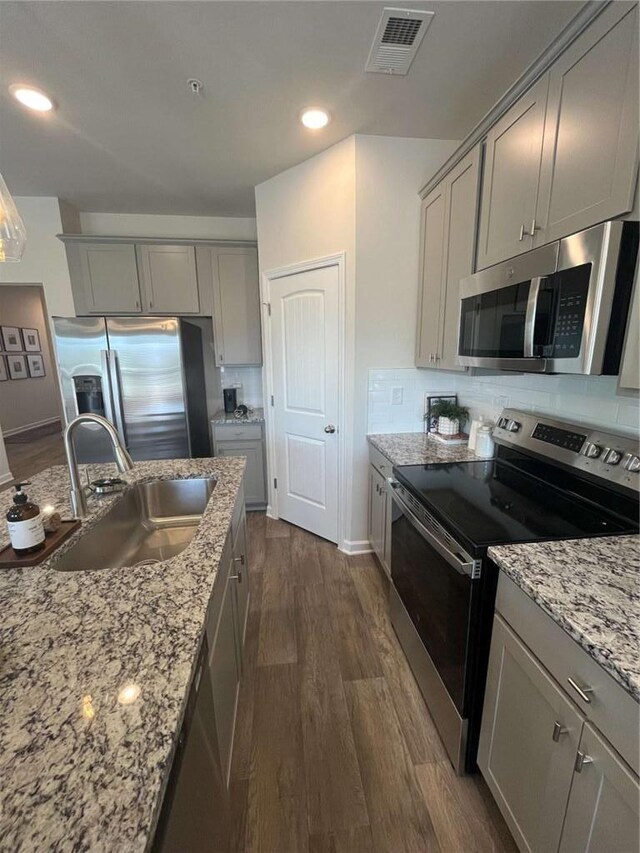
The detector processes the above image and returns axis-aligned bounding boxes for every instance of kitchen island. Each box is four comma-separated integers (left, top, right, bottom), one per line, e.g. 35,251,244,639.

0,456,246,851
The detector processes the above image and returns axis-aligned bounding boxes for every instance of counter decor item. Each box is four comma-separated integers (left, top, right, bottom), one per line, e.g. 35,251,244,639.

475,423,495,458
426,397,470,444
5,482,44,555
234,404,249,418
468,415,487,451
424,393,457,433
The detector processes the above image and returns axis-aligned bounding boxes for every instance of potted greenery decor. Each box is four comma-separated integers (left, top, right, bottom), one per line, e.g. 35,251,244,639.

428,399,469,436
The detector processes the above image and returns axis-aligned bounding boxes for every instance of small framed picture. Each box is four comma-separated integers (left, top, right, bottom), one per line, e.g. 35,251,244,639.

1,326,23,352
7,354,28,379
0,355,7,382
424,393,457,433
27,354,46,378
22,328,41,352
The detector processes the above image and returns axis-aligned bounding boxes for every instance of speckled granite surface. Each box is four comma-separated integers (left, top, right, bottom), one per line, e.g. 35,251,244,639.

0,456,245,852
489,536,640,701
367,432,481,466
211,406,264,424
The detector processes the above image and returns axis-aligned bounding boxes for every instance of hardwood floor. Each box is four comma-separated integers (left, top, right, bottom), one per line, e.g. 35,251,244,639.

2,422,65,489
230,513,517,853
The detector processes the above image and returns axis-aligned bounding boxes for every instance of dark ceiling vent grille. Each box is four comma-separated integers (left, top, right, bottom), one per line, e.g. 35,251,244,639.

366,8,434,75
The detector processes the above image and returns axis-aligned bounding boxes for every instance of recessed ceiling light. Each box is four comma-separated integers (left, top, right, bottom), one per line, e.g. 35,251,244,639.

9,84,54,112
300,107,330,130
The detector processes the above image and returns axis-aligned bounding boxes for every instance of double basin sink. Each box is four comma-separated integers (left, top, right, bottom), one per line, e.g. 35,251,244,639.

53,478,216,572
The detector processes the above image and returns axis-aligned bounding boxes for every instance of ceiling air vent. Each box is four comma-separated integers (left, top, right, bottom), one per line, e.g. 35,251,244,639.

365,8,434,76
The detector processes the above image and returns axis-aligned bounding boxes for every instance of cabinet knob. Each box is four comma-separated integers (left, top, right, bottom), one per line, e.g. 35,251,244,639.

574,750,594,773
219,354,224,362
552,721,568,742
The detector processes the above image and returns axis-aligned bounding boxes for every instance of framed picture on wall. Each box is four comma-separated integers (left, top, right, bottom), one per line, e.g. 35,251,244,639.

22,328,41,352
1,326,23,352
0,355,7,382
7,354,28,380
27,354,45,378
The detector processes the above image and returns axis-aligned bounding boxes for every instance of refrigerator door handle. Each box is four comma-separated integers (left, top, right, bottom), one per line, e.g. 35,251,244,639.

100,349,117,427
107,349,128,446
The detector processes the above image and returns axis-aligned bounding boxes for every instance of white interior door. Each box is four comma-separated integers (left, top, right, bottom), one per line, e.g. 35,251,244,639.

270,264,339,543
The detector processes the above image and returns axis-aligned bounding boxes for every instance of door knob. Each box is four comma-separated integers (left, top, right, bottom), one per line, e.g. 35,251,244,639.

324,424,336,434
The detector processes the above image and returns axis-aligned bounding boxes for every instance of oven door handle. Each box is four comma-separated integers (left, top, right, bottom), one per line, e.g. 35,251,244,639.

524,276,545,358
389,482,476,578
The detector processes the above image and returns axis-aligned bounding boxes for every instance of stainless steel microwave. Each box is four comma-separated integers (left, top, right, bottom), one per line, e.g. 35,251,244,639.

457,221,639,374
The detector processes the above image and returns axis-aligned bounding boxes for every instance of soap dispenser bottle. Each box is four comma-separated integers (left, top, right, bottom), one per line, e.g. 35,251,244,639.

6,482,45,555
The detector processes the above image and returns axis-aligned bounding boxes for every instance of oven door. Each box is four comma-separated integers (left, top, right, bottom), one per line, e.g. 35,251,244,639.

458,241,558,371
389,482,479,716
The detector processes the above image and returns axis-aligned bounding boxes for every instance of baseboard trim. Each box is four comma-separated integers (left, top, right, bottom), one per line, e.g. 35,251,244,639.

3,417,61,438
0,471,13,487
339,539,373,556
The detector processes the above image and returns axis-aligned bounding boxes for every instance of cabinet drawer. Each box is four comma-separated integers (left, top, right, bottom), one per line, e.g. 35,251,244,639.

213,423,262,442
368,443,393,478
496,572,640,774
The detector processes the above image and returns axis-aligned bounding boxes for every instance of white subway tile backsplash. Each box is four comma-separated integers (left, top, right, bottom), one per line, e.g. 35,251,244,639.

367,367,639,437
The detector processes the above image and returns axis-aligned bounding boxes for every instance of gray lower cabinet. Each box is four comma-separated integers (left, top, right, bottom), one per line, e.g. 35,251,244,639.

478,614,583,852
479,575,640,853
67,242,143,314
559,722,640,853
476,75,549,270
136,244,200,314
535,2,639,246
197,245,262,366
415,145,481,371
367,444,392,576
231,495,249,658
213,423,267,509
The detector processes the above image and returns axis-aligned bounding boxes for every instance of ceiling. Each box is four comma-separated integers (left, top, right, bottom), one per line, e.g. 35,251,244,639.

0,0,582,217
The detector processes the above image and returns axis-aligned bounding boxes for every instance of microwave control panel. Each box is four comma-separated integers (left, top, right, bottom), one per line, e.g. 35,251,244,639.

547,264,590,357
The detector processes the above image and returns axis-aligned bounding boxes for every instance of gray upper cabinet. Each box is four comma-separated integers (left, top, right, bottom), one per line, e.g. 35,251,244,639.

68,242,142,314
535,3,639,246
416,145,480,370
476,76,549,270
478,614,583,853
198,246,261,366
416,184,446,368
559,722,640,853
136,244,200,314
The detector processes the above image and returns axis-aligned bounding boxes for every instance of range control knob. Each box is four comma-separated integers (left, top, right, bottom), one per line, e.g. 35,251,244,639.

603,448,623,466
505,419,521,433
623,454,640,473
582,442,602,459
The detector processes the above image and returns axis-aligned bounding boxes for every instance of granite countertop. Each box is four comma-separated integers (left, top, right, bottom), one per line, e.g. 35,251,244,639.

0,456,246,851
489,535,640,701
367,431,481,466
211,406,264,424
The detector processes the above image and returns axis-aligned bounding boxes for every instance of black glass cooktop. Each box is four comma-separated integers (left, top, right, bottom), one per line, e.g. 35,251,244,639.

393,455,638,554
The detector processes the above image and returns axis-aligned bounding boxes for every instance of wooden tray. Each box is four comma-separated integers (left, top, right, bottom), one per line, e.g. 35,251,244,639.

0,519,81,568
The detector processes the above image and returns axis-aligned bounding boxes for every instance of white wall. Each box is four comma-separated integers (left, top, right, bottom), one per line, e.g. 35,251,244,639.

80,212,257,241
0,197,74,317
367,368,640,436
254,134,458,549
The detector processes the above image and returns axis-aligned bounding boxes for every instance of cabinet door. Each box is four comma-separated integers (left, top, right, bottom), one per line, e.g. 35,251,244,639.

535,3,639,245
415,186,446,367
77,243,142,314
437,145,481,371
477,75,549,270
231,507,249,661
209,247,261,366
137,244,200,314
478,614,584,853
208,566,241,787
559,722,639,853
215,440,266,507
368,466,387,567
382,480,392,578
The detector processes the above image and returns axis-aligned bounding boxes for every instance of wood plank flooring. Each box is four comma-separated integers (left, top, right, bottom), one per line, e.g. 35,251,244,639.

230,513,517,853
2,421,65,489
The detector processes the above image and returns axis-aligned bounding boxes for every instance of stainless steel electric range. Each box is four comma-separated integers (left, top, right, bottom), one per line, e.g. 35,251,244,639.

388,409,639,775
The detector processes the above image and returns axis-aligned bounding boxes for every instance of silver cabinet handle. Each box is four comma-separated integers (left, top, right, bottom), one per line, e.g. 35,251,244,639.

324,424,336,434
552,721,568,742
234,554,245,566
230,572,242,583
531,218,540,234
574,750,594,773
519,222,535,241
219,353,224,363
567,677,593,704
135,299,140,310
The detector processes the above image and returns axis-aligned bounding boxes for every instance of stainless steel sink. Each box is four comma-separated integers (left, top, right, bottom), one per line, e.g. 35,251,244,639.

53,478,216,571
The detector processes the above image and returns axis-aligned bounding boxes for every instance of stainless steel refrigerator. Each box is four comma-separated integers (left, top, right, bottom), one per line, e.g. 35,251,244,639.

53,316,210,463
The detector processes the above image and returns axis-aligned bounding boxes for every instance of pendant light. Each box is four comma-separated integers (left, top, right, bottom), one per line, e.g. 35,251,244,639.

0,173,27,262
